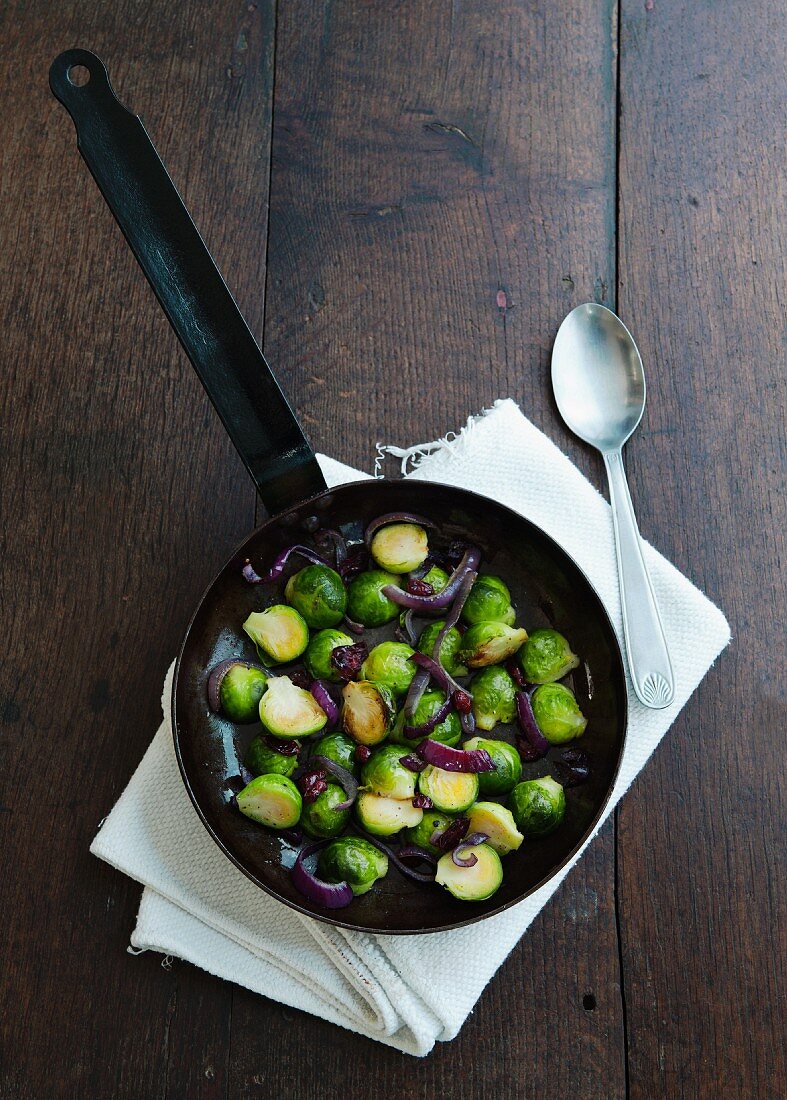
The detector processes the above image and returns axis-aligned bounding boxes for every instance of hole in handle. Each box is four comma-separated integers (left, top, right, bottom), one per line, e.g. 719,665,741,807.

67,64,91,87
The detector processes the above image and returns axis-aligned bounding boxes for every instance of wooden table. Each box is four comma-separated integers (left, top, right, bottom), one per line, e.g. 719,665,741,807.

1,2,783,1096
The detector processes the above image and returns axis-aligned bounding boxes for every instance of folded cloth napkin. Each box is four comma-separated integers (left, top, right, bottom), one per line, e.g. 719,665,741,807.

91,399,730,1057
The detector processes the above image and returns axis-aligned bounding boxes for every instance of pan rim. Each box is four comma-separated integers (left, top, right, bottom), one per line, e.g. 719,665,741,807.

172,476,628,935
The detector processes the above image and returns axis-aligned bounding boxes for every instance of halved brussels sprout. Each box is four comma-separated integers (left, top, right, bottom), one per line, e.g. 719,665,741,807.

417,621,468,678
402,809,457,856
457,622,528,668
462,736,522,795
369,523,429,574
300,782,352,838
360,744,417,799
246,734,300,779
461,574,514,626
510,776,566,837
418,765,479,813
236,774,302,829
390,690,461,749
243,605,309,664
304,627,355,681
355,791,423,836
360,641,417,696
435,843,503,901
310,732,359,777
531,683,587,743
341,680,396,745
284,565,347,629
519,629,580,684
258,676,327,739
421,565,449,593
346,570,400,627
470,666,516,731
218,665,268,723
467,802,524,856
317,837,389,896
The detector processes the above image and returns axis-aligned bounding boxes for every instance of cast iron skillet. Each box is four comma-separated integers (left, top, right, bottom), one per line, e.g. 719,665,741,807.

50,50,627,934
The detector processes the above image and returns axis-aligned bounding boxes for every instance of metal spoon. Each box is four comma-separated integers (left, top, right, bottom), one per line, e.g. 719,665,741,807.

551,303,675,709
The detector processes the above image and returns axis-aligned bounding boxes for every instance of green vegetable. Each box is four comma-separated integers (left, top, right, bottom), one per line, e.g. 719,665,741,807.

246,735,300,779
418,765,479,813
531,683,587,743
466,802,524,856
435,843,503,901
300,783,352,838
390,690,461,748
360,744,417,799
258,675,327,739
369,522,429,574
284,565,347,629
236,774,302,829
402,809,456,856
469,666,516,731
346,570,400,627
243,605,309,664
317,837,389,896
360,641,417,696
354,791,423,836
304,627,355,681
310,732,359,777
421,565,449,593
218,665,268,723
462,736,522,795
461,574,515,626
417,621,467,678
510,776,566,837
457,622,528,668
519,628,580,684
341,680,396,745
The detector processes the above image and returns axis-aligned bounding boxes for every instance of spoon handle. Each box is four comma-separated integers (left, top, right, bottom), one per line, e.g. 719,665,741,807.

603,450,675,709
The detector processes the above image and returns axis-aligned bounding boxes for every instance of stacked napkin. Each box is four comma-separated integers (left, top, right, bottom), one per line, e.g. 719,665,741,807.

91,400,730,1057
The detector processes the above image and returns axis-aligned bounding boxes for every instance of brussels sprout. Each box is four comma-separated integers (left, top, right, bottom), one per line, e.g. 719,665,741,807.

461,574,515,626
218,665,268,723
258,675,328,738
355,791,423,836
243,605,309,664
418,765,479,813
402,809,456,856
341,680,396,745
435,843,503,901
469,666,516,731
360,744,417,799
346,570,400,627
417,621,468,678
462,737,522,795
236,774,302,829
519,628,580,684
531,683,587,743
466,802,524,856
304,628,355,681
390,691,462,749
284,565,347,629
360,641,417,696
246,735,300,779
510,776,566,837
300,782,352,838
369,523,429,574
421,565,450,593
457,622,528,668
317,837,389,896
310,732,360,777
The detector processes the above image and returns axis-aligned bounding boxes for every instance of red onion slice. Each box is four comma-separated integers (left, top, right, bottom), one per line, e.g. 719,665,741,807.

364,512,436,548
314,528,347,566
397,844,438,867
292,842,354,908
382,547,481,610
515,690,550,756
242,544,330,585
416,738,495,773
309,680,340,729
342,613,366,635
451,832,489,867
399,753,428,773
395,609,418,646
207,659,269,714
409,652,465,698
402,696,454,738
353,830,437,884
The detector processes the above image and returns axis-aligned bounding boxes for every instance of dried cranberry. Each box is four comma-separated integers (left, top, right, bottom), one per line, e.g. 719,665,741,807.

412,793,433,810
354,744,372,764
301,514,321,533
299,771,328,804
433,817,469,852
330,642,369,681
406,578,434,597
338,544,369,581
516,737,543,763
506,659,527,689
553,748,591,787
288,668,311,690
263,736,301,757
453,689,473,714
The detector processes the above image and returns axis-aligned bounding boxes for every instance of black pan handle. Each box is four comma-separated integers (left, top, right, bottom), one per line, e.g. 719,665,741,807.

49,49,327,515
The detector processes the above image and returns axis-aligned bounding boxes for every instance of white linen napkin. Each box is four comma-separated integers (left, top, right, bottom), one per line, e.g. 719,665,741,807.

91,399,730,1057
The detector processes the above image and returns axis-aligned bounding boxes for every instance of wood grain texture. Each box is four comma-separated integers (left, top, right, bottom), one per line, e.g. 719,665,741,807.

617,1,786,1097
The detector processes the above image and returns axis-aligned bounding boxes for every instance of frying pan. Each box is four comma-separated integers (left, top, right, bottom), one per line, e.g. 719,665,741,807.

50,50,627,934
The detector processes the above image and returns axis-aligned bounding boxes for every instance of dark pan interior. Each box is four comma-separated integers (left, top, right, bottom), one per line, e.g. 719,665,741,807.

173,479,627,934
